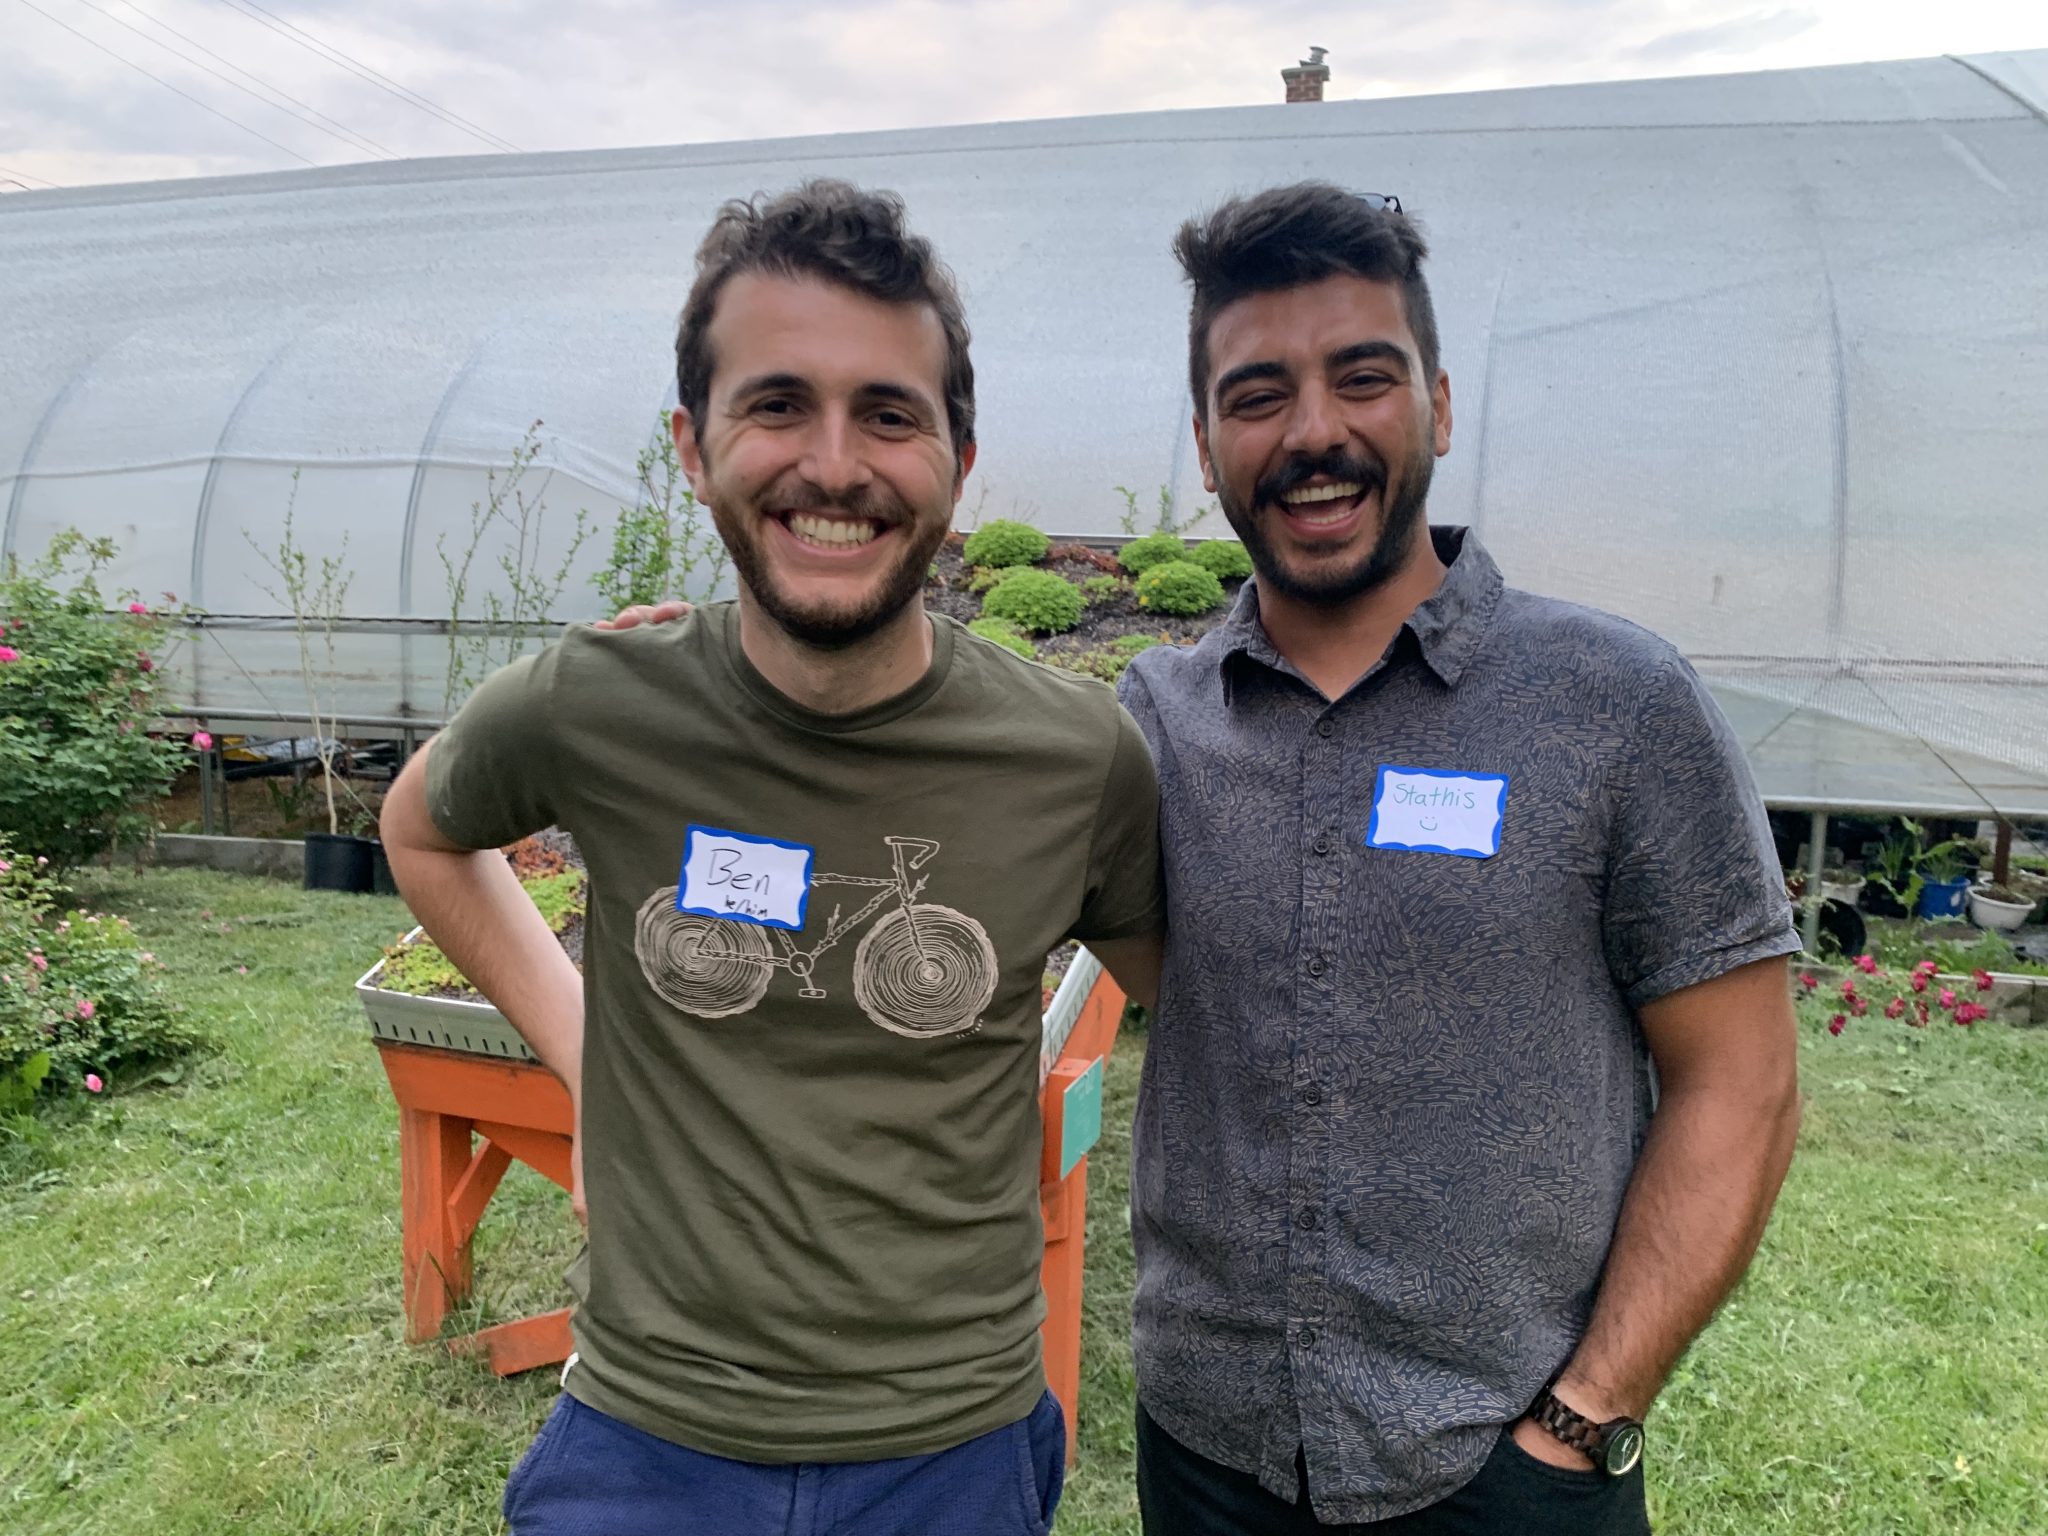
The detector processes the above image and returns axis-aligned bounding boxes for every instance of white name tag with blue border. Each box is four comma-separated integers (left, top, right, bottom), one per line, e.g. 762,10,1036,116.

676,825,814,929
1365,766,1509,859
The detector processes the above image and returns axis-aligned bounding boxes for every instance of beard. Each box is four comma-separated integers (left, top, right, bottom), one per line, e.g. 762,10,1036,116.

709,476,949,651
1217,439,1435,608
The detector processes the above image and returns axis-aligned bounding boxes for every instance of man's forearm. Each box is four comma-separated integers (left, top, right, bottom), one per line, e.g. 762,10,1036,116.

379,748,586,1098
1556,1073,1800,1419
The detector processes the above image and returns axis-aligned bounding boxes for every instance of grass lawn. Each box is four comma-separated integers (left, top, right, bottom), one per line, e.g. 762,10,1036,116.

2,867,2045,1533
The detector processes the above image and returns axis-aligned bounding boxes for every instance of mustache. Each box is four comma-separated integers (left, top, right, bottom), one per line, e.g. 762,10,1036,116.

767,478,909,525
1253,450,1386,507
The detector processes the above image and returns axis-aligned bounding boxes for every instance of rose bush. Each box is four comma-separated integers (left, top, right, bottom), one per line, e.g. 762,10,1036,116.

0,532,189,868
1,837,195,1105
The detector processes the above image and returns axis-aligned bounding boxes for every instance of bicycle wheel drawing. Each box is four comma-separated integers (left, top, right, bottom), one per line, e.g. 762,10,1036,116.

852,903,998,1039
635,888,775,1018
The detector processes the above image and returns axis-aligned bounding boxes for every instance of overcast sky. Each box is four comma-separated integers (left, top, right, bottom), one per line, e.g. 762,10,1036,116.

4,0,2046,192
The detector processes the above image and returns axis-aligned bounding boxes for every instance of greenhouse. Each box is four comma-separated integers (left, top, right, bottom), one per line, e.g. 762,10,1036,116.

3,47,2046,818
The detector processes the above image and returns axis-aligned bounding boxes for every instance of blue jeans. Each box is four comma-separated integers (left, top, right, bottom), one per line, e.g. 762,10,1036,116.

504,1390,1067,1536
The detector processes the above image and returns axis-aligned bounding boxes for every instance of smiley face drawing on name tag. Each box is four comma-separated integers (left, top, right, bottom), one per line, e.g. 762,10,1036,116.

676,825,815,929
1365,766,1510,859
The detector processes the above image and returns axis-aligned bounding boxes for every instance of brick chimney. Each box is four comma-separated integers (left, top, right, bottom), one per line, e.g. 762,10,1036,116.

1282,46,1330,104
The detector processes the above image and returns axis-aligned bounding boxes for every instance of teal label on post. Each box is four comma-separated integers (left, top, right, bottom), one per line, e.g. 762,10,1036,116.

1058,1057,1105,1179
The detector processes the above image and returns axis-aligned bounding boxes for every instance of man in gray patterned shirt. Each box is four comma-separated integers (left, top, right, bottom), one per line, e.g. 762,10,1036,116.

1116,183,1803,1532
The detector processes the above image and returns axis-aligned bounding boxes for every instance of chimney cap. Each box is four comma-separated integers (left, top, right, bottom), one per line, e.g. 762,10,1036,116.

1305,46,1328,66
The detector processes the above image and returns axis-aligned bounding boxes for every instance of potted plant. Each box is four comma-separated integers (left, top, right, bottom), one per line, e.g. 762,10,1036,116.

1862,826,1923,919
1969,882,2036,932
246,477,374,892
1916,837,1974,921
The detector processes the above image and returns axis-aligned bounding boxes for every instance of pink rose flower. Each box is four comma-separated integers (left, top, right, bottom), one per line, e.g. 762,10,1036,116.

1828,1014,1846,1036
84,1073,103,1094
29,953,47,972
137,654,154,672
77,999,95,1020
1974,970,1994,991
1938,989,1957,1010
1954,1002,1989,1025
0,646,19,663
1797,973,1817,992
192,730,214,751
1884,998,1906,1019
1911,974,1929,994
128,601,149,614
1853,954,1879,974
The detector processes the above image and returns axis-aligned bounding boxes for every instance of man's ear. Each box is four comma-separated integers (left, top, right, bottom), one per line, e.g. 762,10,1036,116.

1431,370,1453,458
949,440,979,506
673,408,710,499
1193,411,1218,494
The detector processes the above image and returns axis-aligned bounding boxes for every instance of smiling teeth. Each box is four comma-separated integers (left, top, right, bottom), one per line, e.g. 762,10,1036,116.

789,513,878,548
1282,482,1363,506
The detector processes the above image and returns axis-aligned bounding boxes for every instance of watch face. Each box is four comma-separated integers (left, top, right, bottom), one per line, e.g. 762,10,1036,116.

1603,1421,1646,1477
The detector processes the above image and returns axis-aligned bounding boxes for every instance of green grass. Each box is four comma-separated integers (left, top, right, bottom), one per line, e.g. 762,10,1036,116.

2,868,2045,1532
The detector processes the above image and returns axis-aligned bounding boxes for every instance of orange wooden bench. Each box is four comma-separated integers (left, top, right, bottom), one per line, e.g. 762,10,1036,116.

373,966,1126,1463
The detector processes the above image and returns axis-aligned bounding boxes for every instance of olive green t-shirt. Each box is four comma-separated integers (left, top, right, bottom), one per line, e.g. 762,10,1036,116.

425,603,1163,1462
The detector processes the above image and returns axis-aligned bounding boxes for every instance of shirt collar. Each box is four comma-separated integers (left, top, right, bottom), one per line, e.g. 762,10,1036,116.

1215,525,1504,691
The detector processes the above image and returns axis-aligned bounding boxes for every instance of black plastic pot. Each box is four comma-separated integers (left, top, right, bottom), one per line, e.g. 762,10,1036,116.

304,832,375,893
369,840,399,897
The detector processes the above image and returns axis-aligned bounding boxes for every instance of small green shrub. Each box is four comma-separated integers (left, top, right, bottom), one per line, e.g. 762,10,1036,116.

966,565,1016,594
1081,574,1126,604
961,520,1049,569
1117,533,1188,576
1111,633,1167,658
967,617,1037,660
0,532,189,868
0,837,196,1096
1187,540,1253,581
982,570,1085,635
1135,560,1226,617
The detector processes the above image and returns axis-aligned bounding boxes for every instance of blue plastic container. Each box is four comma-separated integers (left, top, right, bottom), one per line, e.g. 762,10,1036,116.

1917,876,1971,920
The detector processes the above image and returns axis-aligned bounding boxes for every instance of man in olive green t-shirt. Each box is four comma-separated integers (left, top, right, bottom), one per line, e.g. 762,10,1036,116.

381,181,1163,1536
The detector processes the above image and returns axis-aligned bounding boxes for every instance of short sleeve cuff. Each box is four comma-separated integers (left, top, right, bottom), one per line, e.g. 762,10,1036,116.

1623,917,1803,1010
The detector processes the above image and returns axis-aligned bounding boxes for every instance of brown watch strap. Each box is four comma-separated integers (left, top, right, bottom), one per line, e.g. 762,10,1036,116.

1531,1387,1604,1457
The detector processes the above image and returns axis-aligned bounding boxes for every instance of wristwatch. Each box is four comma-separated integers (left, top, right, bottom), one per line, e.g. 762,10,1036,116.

1528,1385,1646,1477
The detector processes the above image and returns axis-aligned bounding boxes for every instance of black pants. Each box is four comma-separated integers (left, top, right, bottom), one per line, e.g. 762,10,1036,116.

1136,1404,1650,1536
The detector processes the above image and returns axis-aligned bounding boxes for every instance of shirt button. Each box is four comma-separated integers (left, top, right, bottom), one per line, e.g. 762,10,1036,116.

1297,1328,1318,1349
1312,833,1331,856
1306,955,1327,977
1297,1209,1318,1231
1301,1084,1322,1106
1315,719,1335,738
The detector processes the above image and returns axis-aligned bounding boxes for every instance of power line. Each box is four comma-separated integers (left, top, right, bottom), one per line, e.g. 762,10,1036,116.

0,163,65,189
210,0,522,153
88,0,398,160
12,0,317,166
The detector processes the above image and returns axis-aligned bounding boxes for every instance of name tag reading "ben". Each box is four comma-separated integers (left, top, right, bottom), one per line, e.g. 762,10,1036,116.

676,825,814,929
1365,766,1509,859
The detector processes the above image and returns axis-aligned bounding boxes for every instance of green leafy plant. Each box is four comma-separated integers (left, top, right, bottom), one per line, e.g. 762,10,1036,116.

1081,573,1126,604
1114,485,1214,538
961,520,1049,570
1135,559,1226,617
1187,540,1253,581
245,475,363,837
966,617,1037,660
966,565,1016,595
0,838,196,1096
591,411,729,615
439,421,593,717
0,531,189,869
1117,532,1189,576
980,571,1084,636
1045,632,1166,684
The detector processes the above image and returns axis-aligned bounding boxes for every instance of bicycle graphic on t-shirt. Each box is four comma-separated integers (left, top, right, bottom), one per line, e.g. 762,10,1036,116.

633,835,998,1039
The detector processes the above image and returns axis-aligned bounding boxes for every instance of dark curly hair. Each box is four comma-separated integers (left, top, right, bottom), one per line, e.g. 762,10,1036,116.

1173,182,1437,416
674,179,974,469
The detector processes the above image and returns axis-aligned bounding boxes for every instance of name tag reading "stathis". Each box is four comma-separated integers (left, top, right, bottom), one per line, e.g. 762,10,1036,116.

1365,766,1510,859
676,825,815,929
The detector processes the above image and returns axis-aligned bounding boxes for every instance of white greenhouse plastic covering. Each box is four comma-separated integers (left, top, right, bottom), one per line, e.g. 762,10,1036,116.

3,50,2046,815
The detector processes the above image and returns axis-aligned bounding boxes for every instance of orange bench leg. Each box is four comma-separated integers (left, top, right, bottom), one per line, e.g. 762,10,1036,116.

397,1104,475,1342
1039,1157,1091,1466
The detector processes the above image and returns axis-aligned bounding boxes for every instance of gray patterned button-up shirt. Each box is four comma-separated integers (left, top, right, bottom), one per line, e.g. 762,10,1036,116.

1117,527,1798,1523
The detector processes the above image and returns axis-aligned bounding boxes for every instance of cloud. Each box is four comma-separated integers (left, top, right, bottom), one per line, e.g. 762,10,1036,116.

1,0,2040,192
1629,7,1820,65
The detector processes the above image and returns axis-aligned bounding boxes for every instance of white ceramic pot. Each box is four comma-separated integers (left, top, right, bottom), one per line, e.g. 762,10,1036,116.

1969,887,2035,932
